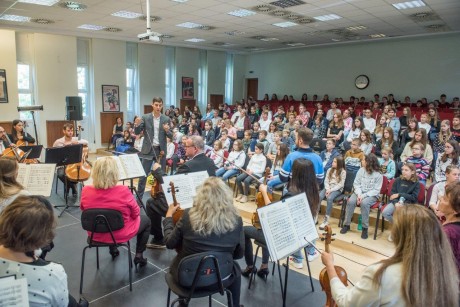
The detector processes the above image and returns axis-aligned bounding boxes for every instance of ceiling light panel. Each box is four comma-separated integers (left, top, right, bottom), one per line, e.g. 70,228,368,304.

392,1,426,10
18,0,59,5
273,21,298,28
314,14,342,21
0,14,30,22
369,33,386,38
261,37,279,41
285,42,305,46
347,25,367,31
111,11,143,19
228,9,256,17
172,0,189,3
270,0,306,9
185,38,205,42
176,22,203,28
78,24,105,30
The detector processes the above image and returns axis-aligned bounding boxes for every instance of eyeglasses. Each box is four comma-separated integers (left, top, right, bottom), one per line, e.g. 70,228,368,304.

184,145,196,148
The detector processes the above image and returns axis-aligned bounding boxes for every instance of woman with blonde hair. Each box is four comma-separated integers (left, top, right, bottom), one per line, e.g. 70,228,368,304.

163,177,244,306
0,156,29,211
80,157,151,268
323,204,459,306
433,119,454,155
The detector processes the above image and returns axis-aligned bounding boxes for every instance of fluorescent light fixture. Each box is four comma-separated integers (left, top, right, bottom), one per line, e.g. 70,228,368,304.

172,0,188,3
347,25,367,31
228,9,256,17
392,0,426,10
314,14,342,21
176,22,203,28
111,11,143,19
285,42,305,46
331,38,341,42
261,37,279,41
273,21,298,28
78,24,105,30
185,38,205,42
18,0,59,5
0,14,30,22
225,30,246,36
369,33,386,38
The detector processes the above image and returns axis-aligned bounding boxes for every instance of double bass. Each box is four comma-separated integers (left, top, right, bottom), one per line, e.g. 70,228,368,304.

65,126,91,182
252,167,272,229
319,226,348,307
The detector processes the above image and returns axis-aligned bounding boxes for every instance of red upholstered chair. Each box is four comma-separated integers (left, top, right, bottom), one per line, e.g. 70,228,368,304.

425,183,436,208
373,178,395,240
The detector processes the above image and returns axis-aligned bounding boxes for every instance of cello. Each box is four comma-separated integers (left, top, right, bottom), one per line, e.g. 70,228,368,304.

66,126,91,182
252,167,272,229
319,225,348,307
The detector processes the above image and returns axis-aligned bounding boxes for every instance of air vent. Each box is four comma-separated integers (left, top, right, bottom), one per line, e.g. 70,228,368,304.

225,30,246,36
270,0,306,9
409,11,440,22
30,18,54,24
425,23,450,32
213,42,232,46
251,35,266,40
199,25,215,30
58,1,87,11
297,18,315,24
103,27,122,32
285,14,302,20
139,15,161,22
270,10,289,17
253,5,276,12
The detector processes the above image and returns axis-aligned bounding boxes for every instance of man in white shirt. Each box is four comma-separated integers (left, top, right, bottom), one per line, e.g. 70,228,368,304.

211,110,221,128
362,108,376,133
230,105,242,124
258,111,272,132
326,102,341,122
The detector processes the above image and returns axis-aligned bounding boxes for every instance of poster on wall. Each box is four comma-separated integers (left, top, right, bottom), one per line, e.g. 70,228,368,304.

0,69,8,103
102,85,120,112
182,77,194,99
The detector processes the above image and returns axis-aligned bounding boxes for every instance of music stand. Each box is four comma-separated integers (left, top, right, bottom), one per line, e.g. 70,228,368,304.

45,145,83,217
18,145,43,161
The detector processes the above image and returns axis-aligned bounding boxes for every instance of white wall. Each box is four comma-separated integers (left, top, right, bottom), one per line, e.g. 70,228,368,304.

245,33,460,101
233,54,247,102
138,43,166,109
0,30,18,120
207,50,226,102
175,48,199,105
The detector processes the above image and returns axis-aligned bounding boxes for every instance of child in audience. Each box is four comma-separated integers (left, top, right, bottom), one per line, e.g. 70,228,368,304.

374,115,388,143
400,118,418,147
224,119,238,141
451,115,460,142
248,106,259,124
242,130,252,153
418,113,432,135
236,143,267,203
248,130,269,156
178,117,188,135
166,136,175,160
405,142,430,186
266,144,289,191
187,123,199,136
378,148,396,179
266,122,278,143
290,119,302,142
343,116,364,151
267,131,282,161
208,140,224,169
344,138,365,172
320,139,340,174
284,114,296,131
400,129,434,164
288,105,297,117
435,140,460,183
281,129,295,152
375,127,399,158
363,108,376,133
382,163,420,240
327,113,344,147
429,165,460,217
341,154,383,239
359,129,373,155
250,122,261,152
311,115,328,140
219,129,231,151
216,140,246,181
433,120,454,157
319,156,346,230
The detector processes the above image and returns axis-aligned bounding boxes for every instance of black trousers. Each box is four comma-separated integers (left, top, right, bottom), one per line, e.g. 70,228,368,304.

136,215,151,253
145,194,168,241
57,168,77,193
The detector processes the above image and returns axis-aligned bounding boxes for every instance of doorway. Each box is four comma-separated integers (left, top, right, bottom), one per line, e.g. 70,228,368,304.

246,78,258,101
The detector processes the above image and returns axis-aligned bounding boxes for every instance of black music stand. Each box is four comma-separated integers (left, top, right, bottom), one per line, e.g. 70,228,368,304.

18,145,43,162
45,145,83,217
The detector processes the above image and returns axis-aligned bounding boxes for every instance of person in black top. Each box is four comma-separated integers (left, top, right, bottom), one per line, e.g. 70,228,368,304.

10,119,35,144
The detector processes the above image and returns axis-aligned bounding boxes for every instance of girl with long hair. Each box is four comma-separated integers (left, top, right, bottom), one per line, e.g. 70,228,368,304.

319,156,346,230
327,113,344,146
164,177,244,306
0,157,29,211
242,158,320,278
111,117,124,147
343,116,364,151
435,140,460,183
400,117,418,146
378,147,396,180
433,119,454,155
375,127,399,158
341,154,383,239
400,128,434,164
418,113,431,135
10,119,35,144
323,205,459,306
374,115,388,143
428,107,441,141
399,107,412,130
266,143,289,191
359,129,373,155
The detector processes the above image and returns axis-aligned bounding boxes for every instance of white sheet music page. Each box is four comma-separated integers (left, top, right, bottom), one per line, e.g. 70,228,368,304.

161,171,209,209
0,276,30,306
118,154,146,179
286,193,319,246
17,164,56,197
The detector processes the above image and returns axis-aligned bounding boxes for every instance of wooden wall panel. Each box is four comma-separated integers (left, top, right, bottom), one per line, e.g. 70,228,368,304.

179,99,196,114
0,121,13,135
46,120,73,147
100,112,123,145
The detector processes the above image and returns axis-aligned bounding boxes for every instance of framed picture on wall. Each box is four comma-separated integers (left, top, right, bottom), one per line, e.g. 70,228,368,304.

182,77,194,99
102,85,120,112
0,69,8,103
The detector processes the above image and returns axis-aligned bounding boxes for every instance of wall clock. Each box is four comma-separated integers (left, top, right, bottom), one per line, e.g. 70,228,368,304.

355,75,369,90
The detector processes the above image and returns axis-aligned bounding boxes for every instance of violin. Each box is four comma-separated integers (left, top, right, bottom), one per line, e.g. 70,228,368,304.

252,167,272,229
150,151,165,198
319,226,348,307
66,126,91,182
170,181,184,225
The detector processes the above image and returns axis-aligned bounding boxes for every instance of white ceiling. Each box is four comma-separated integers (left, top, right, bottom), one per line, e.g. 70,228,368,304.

0,0,459,53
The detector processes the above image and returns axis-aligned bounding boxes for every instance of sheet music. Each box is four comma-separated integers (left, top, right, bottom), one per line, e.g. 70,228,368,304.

161,171,209,209
112,154,146,180
0,277,30,307
258,193,318,261
17,164,56,197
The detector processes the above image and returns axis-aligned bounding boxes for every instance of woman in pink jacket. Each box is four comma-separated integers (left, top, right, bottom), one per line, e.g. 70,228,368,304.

81,157,151,268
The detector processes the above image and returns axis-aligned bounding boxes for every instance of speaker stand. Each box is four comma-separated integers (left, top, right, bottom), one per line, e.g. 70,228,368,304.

30,110,39,145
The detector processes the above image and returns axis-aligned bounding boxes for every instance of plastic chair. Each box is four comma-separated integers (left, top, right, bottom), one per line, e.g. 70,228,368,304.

79,209,133,294
165,251,235,307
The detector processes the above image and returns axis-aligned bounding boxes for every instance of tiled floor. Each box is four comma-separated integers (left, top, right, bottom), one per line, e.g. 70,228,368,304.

49,186,326,307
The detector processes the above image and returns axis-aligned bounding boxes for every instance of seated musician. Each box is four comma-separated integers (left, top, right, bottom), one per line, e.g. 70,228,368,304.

242,158,320,278
53,123,88,196
163,177,244,306
10,119,35,144
321,205,458,306
0,156,30,211
0,195,88,307
0,126,13,154
80,157,151,268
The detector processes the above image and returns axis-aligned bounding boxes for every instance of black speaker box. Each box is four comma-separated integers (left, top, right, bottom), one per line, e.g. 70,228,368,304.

66,96,83,121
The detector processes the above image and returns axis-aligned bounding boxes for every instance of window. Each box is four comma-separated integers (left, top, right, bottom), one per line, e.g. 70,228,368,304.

198,50,207,108
77,66,89,117
126,68,135,117
17,63,34,120
126,42,138,120
165,47,176,107
225,53,234,105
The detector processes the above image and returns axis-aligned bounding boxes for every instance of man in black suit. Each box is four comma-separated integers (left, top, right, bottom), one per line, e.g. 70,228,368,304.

177,135,216,176
135,97,173,198
0,126,12,153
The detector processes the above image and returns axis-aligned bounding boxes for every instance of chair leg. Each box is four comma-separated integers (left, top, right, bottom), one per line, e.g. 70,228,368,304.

373,209,381,240
96,246,100,269
127,242,133,291
166,288,171,307
339,201,345,228
272,261,276,276
248,245,260,289
80,246,89,294
381,215,385,232
225,289,233,307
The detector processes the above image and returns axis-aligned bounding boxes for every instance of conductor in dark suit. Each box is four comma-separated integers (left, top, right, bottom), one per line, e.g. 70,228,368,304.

177,135,216,176
135,97,173,198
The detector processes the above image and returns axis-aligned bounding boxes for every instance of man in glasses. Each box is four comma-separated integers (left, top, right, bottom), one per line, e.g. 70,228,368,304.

0,127,13,154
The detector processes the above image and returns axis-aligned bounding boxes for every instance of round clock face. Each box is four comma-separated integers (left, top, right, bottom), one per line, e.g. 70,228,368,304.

355,75,369,90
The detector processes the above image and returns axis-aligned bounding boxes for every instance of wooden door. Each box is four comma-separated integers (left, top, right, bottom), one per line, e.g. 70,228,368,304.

100,112,123,145
247,78,258,100
179,99,196,114
144,105,153,114
209,94,224,110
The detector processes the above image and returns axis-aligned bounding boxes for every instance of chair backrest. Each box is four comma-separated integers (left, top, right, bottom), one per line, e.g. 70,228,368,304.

343,169,358,194
265,156,273,170
311,138,326,154
173,142,179,154
386,179,396,197
425,183,435,207
380,176,389,195
177,251,234,292
81,209,125,233
417,182,426,205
